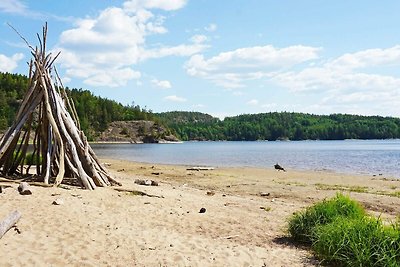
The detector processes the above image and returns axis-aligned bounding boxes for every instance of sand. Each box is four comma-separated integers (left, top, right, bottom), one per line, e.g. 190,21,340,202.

1,159,399,266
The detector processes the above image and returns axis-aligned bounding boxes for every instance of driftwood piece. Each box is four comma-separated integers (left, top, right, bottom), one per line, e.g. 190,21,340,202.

18,182,32,195
0,210,21,239
186,167,215,171
113,188,164,198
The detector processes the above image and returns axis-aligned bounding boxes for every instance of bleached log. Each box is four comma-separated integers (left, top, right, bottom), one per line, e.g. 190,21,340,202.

0,211,21,239
40,75,65,184
51,91,95,189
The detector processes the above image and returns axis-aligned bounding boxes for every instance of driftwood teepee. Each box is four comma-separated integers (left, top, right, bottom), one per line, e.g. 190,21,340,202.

0,24,120,190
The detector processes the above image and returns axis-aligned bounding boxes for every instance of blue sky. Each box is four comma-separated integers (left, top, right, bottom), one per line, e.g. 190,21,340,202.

1,1,400,118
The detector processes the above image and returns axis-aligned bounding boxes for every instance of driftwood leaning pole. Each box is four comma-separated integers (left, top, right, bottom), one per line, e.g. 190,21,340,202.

0,24,120,190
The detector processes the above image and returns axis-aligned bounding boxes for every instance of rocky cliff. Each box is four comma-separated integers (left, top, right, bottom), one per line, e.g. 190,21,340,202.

96,121,179,143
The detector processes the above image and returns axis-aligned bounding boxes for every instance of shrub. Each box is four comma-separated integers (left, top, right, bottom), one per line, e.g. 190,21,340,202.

313,217,400,266
288,193,365,243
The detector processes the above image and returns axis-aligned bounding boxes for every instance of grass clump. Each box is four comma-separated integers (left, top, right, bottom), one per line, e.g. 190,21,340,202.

288,194,400,266
313,217,400,266
288,193,365,243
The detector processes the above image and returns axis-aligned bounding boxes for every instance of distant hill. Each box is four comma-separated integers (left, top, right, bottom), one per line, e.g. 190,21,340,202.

156,111,400,141
156,111,219,124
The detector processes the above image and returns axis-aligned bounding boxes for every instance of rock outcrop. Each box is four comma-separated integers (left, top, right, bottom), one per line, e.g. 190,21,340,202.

96,121,179,143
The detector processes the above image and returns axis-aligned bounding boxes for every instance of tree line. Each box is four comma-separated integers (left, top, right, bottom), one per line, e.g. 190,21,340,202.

2,71,400,142
158,111,400,141
0,72,158,140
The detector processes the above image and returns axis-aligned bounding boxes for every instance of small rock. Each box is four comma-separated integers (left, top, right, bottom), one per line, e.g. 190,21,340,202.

260,192,270,197
52,198,64,205
135,179,158,186
13,226,21,234
206,191,215,196
151,172,160,176
18,182,32,195
199,207,206,213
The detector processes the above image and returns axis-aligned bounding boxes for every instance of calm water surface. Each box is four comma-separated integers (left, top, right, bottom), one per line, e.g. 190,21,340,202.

92,140,400,178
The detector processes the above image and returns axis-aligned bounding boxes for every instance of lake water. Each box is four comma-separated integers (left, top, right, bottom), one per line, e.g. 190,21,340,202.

91,140,400,178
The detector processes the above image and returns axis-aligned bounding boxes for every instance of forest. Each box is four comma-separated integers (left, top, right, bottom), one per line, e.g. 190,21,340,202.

2,71,400,141
0,72,157,140
158,111,400,141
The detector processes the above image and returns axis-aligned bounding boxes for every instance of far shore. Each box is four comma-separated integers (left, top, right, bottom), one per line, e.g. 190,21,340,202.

1,158,399,266
89,140,184,144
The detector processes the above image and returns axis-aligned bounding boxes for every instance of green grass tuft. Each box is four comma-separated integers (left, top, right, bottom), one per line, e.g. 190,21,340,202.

313,217,400,266
288,194,400,266
288,193,365,244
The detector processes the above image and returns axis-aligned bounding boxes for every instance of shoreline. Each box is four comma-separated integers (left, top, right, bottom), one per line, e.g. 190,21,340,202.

90,140,400,180
99,156,400,181
1,158,399,266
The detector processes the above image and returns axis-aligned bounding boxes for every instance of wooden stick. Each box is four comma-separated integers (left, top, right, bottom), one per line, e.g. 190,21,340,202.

0,211,21,239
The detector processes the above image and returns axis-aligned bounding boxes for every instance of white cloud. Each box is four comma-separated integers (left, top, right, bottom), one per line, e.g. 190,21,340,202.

246,99,259,106
0,53,24,72
151,79,172,89
140,43,208,61
190,34,208,44
164,95,187,102
269,45,400,116
83,68,141,87
0,0,73,21
205,23,217,32
55,1,205,87
327,46,400,71
123,0,187,12
61,77,71,84
185,43,400,116
185,45,320,88
0,0,27,14
273,45,400,93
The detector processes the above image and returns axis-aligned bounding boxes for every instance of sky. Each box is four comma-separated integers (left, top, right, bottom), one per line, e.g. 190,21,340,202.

1,1,400,119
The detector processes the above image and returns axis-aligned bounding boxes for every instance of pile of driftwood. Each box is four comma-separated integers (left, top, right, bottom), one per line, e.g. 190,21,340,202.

0,24,119,190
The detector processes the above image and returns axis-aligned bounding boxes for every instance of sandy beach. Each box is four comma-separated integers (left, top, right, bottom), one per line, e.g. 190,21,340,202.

1,159,399,266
